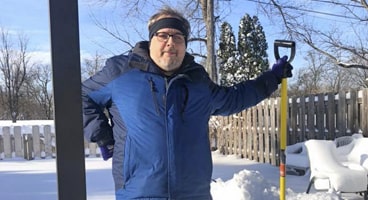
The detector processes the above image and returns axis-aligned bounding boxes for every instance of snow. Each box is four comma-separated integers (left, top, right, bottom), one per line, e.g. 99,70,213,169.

0,120,54,134
0,121,365,199
305,140,367,193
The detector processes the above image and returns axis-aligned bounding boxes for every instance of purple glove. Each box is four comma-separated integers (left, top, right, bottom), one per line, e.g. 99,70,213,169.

271,55,293,83
99,140,114,161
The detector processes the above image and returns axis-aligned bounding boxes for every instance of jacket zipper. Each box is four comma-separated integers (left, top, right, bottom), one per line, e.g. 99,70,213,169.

163,77,172,198
165,75,192,198
148,78,160,115
164,75,191,198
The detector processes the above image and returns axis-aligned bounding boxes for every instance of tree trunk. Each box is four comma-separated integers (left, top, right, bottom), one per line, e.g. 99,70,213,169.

200,0,217,83
206,0,217,82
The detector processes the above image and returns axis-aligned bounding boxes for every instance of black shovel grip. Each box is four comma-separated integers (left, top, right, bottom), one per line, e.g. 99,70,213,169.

274,40,296,63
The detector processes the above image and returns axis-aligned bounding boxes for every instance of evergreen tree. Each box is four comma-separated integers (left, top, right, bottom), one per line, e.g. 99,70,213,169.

238,14,269,80
217,22,238,86
217,14,269,86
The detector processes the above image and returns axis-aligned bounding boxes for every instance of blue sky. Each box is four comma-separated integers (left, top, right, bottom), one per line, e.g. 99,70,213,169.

0,0,302,67
0,0,123,64
0,0,51,60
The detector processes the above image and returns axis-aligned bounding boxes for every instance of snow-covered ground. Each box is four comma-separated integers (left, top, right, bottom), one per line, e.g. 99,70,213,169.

0,120,365,199
0,152,364,200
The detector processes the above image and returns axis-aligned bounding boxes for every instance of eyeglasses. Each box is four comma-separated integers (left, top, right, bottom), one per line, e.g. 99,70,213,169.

154,32,186,44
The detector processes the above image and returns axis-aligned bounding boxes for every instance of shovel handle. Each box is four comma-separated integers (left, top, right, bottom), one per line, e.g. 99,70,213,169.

275,39,295,200
274,40,295,63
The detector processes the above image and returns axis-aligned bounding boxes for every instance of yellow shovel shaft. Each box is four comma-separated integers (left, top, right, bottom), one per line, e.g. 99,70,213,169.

279,78,288,200
280,78,288,149
280,176,286,200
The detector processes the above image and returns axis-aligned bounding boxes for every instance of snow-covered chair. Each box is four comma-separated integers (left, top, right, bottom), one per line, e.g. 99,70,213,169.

305,139,368,198
334,135,354,148
334,133,362,151
334,135,358,161
339,137,368,171
285,142,309,175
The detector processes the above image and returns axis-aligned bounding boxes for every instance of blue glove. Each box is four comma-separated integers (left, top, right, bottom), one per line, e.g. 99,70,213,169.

271,55,293,83
99,140,114,161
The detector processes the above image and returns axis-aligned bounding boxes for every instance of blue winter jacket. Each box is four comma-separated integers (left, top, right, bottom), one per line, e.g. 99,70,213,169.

82,41,279,200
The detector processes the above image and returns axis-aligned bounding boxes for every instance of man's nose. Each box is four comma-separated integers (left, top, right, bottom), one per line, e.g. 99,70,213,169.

166,36,175,45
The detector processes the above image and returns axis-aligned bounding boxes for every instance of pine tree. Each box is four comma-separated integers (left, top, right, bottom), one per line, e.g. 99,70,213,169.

238,14,269,81
218,14,269,86
217,22,238,86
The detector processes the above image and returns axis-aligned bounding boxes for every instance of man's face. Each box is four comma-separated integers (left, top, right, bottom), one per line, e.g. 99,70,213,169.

149,27,186,76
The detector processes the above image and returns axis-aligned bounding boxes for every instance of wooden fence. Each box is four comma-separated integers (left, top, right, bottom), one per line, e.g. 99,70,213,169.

209,88,368,166
0,125,100,160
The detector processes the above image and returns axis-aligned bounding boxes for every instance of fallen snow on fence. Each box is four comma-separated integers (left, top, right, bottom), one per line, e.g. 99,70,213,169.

0,120,55,135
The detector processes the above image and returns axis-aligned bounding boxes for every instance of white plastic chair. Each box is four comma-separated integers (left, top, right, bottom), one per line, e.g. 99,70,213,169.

285,142,309,175
343,138,368,171
305,139,368,199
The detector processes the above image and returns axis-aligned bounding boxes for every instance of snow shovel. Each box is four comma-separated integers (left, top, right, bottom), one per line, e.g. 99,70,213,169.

274,39,295,200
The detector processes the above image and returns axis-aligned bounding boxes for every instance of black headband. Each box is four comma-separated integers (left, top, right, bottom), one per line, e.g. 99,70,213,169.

149,18,188,45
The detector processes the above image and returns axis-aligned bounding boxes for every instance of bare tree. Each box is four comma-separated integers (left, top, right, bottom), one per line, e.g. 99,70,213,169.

289,50,359,97
0,29,29,122
258,0,368,70
24,64,53,119
199,0,217,81
81,51,106,80
346,54,368,88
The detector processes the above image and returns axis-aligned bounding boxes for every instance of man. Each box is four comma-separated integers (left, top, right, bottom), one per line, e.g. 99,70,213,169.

82,6,293,200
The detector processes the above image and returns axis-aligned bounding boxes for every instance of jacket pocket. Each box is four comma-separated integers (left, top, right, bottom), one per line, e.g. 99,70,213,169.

148,78,161,115
122,136,132,187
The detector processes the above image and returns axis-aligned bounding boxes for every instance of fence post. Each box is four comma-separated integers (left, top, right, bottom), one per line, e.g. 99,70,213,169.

327,93,336,139
348,90,358,134
229,115,234,155
89,143,97,157
307,95,315,139
233,115,238,155
2,127,12,158
271,98,277,165
237,114,242,156
275,97,281,166
362,89,368,136
263,100,270,164
238,112,244,157
223,117,230,155
316,94,325,139
337,91,347,137
44,125,53,158
289,97,298,143
14,126,23,158
246,108,252,159
258,103,264,163
0,135,4,159
252,107,258,161
32,125,41,158
242,111,247,158
23,134,34,160
84,139,89,157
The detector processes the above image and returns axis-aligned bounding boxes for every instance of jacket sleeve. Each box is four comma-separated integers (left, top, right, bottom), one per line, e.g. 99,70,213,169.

81,58,117,146
210,70,279,116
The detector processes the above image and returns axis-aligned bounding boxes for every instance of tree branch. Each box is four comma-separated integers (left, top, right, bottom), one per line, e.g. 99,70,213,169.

304,39,368,69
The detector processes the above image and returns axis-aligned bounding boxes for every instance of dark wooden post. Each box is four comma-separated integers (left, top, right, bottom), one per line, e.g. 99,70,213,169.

49,0,87,199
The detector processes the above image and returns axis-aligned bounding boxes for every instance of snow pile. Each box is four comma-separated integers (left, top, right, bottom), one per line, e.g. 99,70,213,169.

211,169,342,200
211,170,279,200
